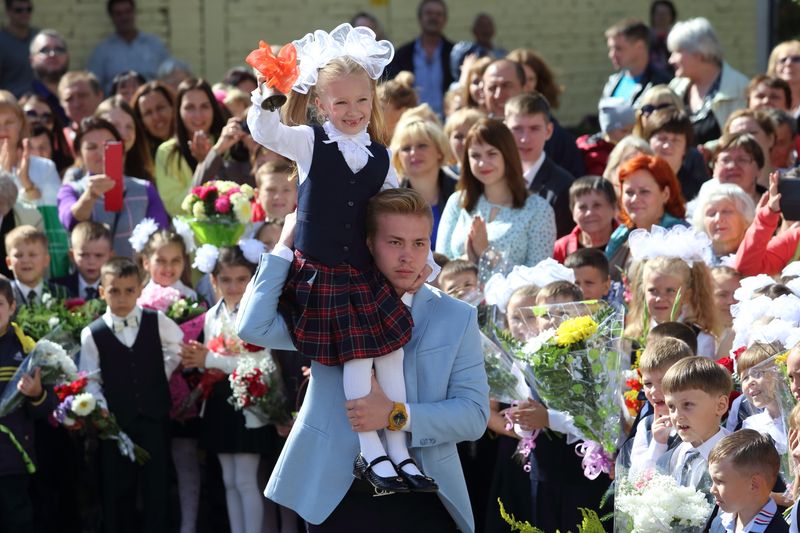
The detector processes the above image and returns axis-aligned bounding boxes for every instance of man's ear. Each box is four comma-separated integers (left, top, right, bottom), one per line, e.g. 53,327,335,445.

545,121,554,141
366,237,374,255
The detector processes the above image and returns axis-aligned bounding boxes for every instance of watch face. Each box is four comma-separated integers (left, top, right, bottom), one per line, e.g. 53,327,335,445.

392,411,407,426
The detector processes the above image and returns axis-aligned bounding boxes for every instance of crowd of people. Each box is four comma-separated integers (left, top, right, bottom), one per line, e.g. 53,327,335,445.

1,0,800,531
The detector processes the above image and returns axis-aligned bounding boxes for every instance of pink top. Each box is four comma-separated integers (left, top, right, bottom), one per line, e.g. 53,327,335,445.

733,204,800,276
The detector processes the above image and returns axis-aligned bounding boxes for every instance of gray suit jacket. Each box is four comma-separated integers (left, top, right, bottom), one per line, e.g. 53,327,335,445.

236,253,489,532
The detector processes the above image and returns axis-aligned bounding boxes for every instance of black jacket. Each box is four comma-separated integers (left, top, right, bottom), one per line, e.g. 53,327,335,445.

544,119,586,179
528,156,576,238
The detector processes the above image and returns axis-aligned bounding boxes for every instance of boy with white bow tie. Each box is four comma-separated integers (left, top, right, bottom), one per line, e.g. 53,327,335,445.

78,257,183,533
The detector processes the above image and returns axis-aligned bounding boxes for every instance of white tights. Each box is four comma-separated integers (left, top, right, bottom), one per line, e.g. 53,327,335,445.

219,453,264,533
342,348,420,478
172,437,201,533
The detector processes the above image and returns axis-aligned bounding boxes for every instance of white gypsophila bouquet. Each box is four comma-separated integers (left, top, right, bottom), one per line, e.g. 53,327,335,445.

616,469,713,533
228,354,290,428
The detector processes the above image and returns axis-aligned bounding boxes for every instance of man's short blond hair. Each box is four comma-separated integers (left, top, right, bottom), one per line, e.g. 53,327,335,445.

365,188,433,239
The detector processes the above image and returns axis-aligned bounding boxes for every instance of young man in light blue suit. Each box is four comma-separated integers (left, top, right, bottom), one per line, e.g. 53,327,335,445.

237,188,489,532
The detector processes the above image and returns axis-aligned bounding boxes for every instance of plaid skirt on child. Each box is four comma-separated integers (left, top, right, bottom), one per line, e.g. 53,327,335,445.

278,250,413,365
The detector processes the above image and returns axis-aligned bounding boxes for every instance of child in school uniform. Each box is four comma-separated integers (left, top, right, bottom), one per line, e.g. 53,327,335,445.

4,225,68,308
649,357,732,502
0,276,54,533
706,430,789,532
79,257,183,533
53,221,114,301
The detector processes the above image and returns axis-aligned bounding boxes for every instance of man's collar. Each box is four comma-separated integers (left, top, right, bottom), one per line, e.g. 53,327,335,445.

523,152,547,188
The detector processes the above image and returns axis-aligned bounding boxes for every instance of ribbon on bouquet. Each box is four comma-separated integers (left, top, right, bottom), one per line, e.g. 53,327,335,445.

0,423,35,473
575,440,612,480
503,401,540,473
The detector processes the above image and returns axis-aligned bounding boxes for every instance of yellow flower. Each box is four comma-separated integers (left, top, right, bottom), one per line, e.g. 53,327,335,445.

192,201,207,219
555,316,598,346
239,184,255,198
181,194,197,214
233,199,251,224
776,352,788,366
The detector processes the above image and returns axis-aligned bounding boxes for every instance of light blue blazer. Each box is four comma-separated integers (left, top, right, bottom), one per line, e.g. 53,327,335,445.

236,253,489,532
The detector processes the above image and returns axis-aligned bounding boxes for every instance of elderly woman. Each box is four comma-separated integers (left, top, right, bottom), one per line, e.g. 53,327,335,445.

667,17,749,145
767,40,800,119
391,117,457,248
605,154,688,277
0,173,43,278
58,117,168,258
0,90,70,277
691,181,755,264
704,132,766,207
734,168,800,276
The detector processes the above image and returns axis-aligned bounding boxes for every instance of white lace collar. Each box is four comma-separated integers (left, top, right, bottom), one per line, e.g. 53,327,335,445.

322,121,373,173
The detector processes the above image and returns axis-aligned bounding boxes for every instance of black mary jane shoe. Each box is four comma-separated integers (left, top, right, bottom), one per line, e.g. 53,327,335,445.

396,458,439,493
353,454,409,494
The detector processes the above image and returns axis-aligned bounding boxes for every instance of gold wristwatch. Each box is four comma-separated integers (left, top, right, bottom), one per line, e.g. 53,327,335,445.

387,402,408,431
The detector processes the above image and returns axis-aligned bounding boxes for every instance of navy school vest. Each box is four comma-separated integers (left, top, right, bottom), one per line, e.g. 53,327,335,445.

294,126,388,271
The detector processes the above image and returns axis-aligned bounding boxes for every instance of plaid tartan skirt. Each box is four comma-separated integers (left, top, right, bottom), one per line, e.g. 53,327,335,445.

278,250,413,366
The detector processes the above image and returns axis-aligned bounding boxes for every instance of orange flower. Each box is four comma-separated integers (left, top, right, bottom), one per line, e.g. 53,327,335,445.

246,41,299,94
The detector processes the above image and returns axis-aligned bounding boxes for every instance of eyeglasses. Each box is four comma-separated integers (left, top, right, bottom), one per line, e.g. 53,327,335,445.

37,46,67,56
25,110,53,123
11,5,32,14
717,155,754,167
778,55,800,65
639,102,674,116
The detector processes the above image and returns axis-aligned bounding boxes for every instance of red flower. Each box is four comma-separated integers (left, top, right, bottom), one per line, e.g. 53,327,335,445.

215,195,231,214
251,202,266,223
64,298,87,310
208,337,225,354
246,378,267,397
625,378,642,390
716,356,734,374
198,185,217,200
732,346,745,360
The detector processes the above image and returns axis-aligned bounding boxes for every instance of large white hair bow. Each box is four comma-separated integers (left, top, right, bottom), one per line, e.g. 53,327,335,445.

484,259,575,311
292,23,394,94
628,225,713,266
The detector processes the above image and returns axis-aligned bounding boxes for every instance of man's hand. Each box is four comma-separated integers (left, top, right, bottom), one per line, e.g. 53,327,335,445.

18,367,43,398
512,399,549,430
345,375,392,432
651,414,673,445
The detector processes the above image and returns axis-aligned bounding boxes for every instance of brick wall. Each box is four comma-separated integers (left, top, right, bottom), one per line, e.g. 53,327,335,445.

4,0,760,125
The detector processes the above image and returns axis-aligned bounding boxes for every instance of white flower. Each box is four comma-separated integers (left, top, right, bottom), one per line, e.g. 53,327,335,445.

238,238,266,264
787,277,800,298
172,217,196,253
192,244,220,274
63,416,75,427
192,202,207,219
41,292,53,308
232,197,252,224
71,393,96,416
522,328,555,355
181,194,197,214
129,218,159,253
239,184,255,198
48,317,60,328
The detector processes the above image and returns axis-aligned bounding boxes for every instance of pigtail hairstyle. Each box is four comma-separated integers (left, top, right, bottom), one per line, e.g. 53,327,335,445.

282,57,388,146
686,259,721,337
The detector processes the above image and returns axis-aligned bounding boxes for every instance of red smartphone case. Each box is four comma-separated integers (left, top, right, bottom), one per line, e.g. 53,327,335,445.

104,141,124,212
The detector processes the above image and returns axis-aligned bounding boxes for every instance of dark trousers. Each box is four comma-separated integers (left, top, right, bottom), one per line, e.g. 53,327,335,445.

307,483,459,533
0,473,33,533
99,416,170,533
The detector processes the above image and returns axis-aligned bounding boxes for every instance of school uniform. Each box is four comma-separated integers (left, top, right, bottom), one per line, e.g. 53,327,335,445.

0,324,55,533
706,498,789,533
200,300,273,454
656,427,729,497
79,306,182,533
11,279,69,308
51,271,101,301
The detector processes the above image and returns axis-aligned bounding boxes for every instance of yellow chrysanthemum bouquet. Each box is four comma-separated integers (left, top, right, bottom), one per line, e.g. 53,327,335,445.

512,301,625,479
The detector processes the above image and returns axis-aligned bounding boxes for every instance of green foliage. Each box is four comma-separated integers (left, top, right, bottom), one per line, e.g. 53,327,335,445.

15,298,107,341
498,499,607,533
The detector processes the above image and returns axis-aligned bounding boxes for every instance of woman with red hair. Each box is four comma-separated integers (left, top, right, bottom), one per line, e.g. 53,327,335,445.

605,153,688,276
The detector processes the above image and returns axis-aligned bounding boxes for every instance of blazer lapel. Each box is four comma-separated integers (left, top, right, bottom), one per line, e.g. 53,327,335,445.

404,285,436,404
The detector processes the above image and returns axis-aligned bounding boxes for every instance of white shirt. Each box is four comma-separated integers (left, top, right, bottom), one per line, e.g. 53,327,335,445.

670,427,729,485
79,305,184,408
743,411,788,454
522,152,546,188
715,497,779,533
15,280,43,304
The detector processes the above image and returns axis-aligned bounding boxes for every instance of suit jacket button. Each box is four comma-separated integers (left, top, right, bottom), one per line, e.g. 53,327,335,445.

343,246,349,252
345,223,351,229
347,201,354,207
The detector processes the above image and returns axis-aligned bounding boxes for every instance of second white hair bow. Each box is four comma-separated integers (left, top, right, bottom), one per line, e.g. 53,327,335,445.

292,23,395,94
628,225,713,266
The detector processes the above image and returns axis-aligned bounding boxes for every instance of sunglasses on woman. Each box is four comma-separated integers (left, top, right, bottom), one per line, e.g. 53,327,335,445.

639,102,674,116
25,109,53,123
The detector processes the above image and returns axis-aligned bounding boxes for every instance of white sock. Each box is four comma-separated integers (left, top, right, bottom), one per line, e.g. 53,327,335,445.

171,438,201,533
343,358,396,478
374,349,422,477
220,453,264,533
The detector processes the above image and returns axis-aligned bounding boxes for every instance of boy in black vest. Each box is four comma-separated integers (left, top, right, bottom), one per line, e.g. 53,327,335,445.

78,257,183,533
0,275,54,532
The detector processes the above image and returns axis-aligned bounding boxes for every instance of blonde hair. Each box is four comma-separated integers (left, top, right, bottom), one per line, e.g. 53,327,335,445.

378,71,418,110
462,56,492,108
398,103,441,126
365,188,433,239
633,85,684,137
444,107,486,137
737,342,781,377
0,90,28,145
625,256,721,340
390,118,455,174
790,402,800,431
639,337,693,372
602,135,653,183
5,225,48,252
282,57,387,145
768,40,800,78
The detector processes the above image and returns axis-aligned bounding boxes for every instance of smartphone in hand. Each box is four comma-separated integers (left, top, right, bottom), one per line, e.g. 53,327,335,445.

778,173,800,221
103,141,124,212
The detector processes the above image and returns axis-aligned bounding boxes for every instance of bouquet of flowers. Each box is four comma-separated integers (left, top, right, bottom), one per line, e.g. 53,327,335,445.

229,354,290,428
623,369,645,419
180,180,256,246
53,373,150,464
751,352,795,483
0,328,79,417
512,301,625,479
14,294,106,343
137,284,207,420
616,469,714,532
